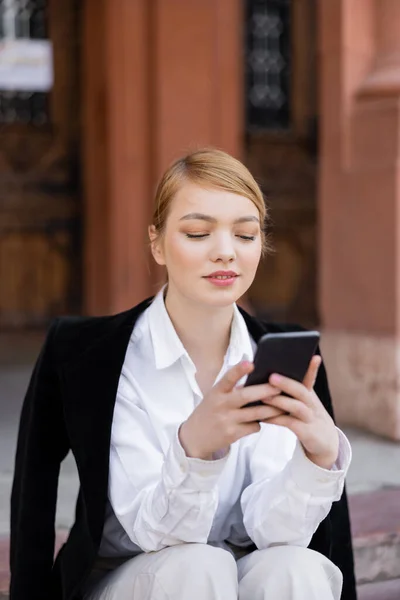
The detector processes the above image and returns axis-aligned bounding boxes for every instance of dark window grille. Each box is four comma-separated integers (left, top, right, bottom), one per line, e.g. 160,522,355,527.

245,0,291,131
0,0,50,126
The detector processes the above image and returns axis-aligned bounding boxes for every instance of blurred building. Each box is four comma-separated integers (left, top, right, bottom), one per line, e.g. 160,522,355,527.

0,0,399,439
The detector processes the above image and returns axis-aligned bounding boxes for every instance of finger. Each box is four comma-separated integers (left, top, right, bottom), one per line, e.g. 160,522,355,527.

238,422,262,438
269,373,312,406
240,405,286,423
218,361,254,393
233,382,281,408
303,355,322,391
265,414,300,433
264,395,313,422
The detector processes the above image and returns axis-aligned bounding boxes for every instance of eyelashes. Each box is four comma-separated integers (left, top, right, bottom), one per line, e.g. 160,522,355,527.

185,233,256,241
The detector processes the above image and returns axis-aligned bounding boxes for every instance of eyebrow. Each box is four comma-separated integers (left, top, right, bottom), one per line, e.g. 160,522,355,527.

179,213,260,224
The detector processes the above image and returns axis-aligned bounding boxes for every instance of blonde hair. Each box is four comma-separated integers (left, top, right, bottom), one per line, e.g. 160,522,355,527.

152,148,271,255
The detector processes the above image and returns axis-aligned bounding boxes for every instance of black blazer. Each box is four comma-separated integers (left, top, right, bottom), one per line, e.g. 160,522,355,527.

10,297,357,600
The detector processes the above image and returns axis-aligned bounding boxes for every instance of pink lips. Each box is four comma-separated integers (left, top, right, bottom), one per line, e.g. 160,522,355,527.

204,271,238,287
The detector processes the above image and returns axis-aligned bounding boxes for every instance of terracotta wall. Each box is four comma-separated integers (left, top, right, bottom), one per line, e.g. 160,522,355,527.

82,0,243,315
318,0,400,439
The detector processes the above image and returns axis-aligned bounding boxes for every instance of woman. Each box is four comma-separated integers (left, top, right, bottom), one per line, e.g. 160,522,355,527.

10,149,356,600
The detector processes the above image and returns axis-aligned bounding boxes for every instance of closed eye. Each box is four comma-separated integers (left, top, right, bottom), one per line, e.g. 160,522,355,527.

185,233,256,241
185,233,209,239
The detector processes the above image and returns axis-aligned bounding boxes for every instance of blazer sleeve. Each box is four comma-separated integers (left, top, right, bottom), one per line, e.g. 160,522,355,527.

309,355,357,600
10,319,70,600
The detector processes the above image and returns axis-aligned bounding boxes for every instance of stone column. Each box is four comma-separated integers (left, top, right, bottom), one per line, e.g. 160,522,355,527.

319,0,400,438
82,0,153,315
152,0,244,178
82,0,243,314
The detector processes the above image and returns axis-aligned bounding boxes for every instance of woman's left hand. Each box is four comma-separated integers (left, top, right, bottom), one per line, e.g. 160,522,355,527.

263,356,339,470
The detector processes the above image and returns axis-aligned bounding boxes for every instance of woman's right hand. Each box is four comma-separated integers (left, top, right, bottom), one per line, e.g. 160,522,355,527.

178,361,284,460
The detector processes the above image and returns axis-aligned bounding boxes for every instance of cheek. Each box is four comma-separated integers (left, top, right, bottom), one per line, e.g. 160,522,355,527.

240,241,262,271
165,235,205,268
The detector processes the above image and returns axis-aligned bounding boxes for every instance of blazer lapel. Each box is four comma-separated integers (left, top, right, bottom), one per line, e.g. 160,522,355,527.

58,297,152,544
239,307,269,342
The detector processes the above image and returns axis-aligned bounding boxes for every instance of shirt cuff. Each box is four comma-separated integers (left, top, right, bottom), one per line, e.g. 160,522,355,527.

288,428,351,498
332,427,352,472
162,427,230,492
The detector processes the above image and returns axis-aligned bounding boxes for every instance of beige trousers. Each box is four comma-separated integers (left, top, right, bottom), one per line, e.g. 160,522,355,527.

82,544,343,600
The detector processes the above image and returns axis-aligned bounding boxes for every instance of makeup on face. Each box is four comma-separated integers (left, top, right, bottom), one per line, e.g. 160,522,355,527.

152,183,263,307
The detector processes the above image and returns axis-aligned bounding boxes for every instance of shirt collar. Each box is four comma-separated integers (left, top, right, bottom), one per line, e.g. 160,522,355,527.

226,304,254,367
147,286,187,369
147,285,254,370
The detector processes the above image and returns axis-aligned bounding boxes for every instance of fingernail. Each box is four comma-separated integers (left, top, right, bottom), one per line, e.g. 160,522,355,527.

270,374,281,384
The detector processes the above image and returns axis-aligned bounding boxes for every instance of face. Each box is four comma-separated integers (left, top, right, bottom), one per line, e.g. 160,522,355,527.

149,182,262,308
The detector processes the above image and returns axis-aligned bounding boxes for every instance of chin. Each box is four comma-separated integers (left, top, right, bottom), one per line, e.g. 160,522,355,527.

173,278,250,308
199,286,245,308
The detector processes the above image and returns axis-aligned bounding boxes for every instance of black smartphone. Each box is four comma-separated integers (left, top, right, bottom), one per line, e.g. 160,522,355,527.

243,330,320,407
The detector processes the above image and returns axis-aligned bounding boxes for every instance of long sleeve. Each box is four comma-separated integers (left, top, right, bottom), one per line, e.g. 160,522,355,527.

10,320,70,600
241,425,351,550
108,386,228,553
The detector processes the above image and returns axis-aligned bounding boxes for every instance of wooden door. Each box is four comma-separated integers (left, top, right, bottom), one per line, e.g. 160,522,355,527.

244,0,318,327
0,0,81,329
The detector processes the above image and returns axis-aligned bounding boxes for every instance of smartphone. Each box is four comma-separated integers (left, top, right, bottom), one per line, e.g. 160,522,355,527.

243,330,320,407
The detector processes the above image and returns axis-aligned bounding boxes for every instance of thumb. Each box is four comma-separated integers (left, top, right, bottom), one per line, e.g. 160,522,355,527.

218,361,254,393
303,355,321,391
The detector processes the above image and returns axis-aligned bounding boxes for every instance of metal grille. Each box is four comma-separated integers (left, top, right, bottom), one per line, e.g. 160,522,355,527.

245,0,291,131
0,0,49,125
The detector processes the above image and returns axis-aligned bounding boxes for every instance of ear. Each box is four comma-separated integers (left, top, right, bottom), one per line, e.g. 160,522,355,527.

148,225,166,266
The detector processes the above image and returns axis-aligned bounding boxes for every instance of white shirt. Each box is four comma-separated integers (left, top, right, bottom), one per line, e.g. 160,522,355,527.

99,287,351,557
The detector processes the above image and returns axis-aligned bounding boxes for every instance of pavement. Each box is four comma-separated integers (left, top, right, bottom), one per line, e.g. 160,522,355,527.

1,334,400,598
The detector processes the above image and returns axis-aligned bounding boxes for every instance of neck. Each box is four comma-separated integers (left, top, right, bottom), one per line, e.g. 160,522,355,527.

164,286,234,364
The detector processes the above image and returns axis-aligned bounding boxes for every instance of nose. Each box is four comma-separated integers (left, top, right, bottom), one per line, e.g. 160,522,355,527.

210,232,236,263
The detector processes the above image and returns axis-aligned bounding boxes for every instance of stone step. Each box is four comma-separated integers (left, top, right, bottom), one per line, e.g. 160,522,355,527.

0,536,9,596
357,578,400,600
349,488,400,585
